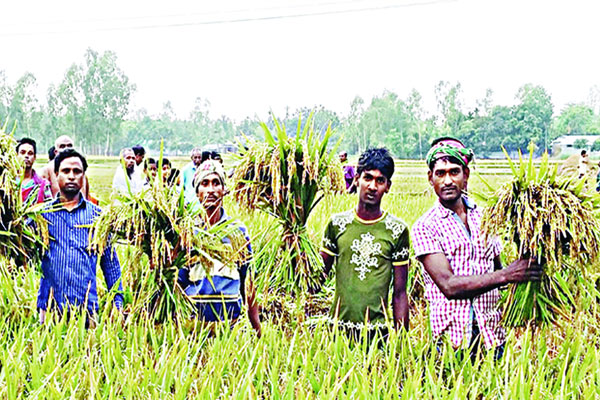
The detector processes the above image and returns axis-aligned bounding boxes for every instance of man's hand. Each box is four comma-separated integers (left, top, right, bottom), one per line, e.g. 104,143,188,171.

502,258,543,284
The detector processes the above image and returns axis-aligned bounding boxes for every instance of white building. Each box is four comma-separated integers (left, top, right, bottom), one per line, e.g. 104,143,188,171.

551,135,600,156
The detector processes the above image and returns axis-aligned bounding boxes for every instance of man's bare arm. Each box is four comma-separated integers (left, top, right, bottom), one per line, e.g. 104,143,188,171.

392,264,409,330
418,253,542,300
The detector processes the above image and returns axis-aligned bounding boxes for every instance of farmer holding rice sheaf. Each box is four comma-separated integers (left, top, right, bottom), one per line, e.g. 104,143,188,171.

178,160,261,335
320,148,410,341
38,149,124,325
16,138,52,204
411,137,542,357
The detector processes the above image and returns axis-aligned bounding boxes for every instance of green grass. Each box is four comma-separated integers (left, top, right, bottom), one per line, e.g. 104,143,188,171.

2,158,598,398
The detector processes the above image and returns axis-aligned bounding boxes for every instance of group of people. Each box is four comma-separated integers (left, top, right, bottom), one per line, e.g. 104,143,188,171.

14,134,543,357
320,138,541,357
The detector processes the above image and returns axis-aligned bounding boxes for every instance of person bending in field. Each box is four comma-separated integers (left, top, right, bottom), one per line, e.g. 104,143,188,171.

39,135,92,200
320,148,410,341
16,138,52,204
339,151,357,193
178,160,261,336
38,149,123,325
411,137,542,358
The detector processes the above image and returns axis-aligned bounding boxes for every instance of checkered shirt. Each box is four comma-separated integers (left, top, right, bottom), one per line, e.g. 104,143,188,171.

411,196,505,350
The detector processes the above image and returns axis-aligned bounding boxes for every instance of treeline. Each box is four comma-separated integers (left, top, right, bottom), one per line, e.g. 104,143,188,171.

2,48,600,157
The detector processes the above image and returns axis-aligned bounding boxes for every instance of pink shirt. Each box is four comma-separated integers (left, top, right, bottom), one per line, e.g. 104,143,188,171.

411,197,504,349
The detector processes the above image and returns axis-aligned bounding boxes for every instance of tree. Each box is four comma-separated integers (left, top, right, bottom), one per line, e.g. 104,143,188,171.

551,104,598,137
511,84,554,152
573,138,588,150
48,48,136,155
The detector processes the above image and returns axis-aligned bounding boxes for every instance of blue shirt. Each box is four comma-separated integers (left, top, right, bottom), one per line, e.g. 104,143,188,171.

182,162,199,205
38,194,124,313
178,209,252,321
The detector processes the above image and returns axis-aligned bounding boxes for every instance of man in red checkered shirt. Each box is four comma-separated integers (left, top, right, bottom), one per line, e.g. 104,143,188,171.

411,137,542,356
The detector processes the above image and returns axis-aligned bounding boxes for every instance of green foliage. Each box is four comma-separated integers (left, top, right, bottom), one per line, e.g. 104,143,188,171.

89,147,246,323
573,138,589,150
478,143,600,326
233,114,345,294
0,123,48,268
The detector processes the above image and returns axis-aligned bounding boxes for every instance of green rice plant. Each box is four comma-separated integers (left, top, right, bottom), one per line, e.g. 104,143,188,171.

90,146,248,323
478,142,600,327
232,114,345,294
0,122,48,269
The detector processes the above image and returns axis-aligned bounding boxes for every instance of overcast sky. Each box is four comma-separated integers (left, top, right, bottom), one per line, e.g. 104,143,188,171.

1,0,598,121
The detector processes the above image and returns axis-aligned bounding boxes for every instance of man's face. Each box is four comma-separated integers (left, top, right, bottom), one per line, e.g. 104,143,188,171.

339,153,347,163
162,164,170,181
356,169,390,207
17,143,36,170
122,150,136,173
145,163,157,179
428,159,469,204
135,153,144,166
57,157,85,197
191,152,203,166
196,173,224,210
55,137,74,155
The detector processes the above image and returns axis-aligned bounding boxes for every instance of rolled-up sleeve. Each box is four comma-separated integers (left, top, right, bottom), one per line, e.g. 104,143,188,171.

101,245,124,309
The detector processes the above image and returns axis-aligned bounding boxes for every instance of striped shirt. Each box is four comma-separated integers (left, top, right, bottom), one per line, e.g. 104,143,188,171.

38,194,123,313
411,196,504,350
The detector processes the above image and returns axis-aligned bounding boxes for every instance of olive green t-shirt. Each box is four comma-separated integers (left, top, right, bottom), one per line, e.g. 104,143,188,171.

321,210,410,328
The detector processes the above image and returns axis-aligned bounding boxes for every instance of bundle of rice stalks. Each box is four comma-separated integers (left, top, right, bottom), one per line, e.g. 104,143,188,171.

479,142,600,327
90,150,247,323
0,122,48,269
233,115,345,294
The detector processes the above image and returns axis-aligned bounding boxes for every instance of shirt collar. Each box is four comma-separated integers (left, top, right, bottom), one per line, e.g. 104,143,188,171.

51,192,87,211
435,195,476,218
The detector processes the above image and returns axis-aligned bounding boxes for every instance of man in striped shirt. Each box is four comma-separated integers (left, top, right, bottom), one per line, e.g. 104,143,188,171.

412,137,541,356
38,149,123,324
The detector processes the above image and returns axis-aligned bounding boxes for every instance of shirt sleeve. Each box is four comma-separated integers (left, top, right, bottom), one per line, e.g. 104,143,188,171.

411,220,443,258
392,224,410,267
320,219,338,257
100,244,124,309
491,236,503,258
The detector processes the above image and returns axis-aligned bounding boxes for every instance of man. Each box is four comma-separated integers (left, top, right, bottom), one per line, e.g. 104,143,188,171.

182,148,204,203
411,137,542,355
132,144,146,183
38,149,123,323
320,148,410,340
16,138,52,204
162,158,181,188
579,149,589,178
40,135,91,199
178,160,261,335
339,151,357,193
144,157,158,181
112,148,144,195
132,145,146,169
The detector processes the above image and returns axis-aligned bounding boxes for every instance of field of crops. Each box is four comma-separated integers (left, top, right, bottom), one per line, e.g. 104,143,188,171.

1,157,599,399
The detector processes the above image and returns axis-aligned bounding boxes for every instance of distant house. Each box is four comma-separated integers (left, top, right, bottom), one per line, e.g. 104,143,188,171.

203,142,238,154
551,135,600,156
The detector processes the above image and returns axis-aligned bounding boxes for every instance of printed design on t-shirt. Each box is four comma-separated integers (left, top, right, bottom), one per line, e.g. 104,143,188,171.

392,248,409,260
384,215,405,240
332,212,354,234
350,232,382,280
322,236,335,250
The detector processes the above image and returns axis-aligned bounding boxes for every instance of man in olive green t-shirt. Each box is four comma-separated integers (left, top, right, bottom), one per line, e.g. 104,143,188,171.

320,148,410,339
